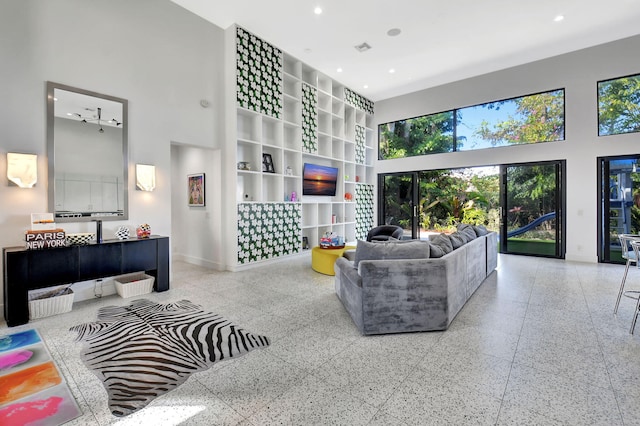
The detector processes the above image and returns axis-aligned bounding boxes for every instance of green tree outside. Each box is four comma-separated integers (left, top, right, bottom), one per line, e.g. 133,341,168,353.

379,111,456,159
473,90,564,146
598,74,640,136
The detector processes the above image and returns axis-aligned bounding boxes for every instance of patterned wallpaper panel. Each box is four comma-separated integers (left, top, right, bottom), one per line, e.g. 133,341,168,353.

355,124,366,164
236,26,283,119
355,184,374,241
302,83,318,153
237,203,301,264
344,87,374,114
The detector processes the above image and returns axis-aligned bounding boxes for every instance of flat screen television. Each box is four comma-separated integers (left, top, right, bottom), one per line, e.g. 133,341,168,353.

303,163,338,196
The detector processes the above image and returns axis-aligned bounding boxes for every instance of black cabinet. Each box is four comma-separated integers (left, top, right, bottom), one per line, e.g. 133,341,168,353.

3,236,169,327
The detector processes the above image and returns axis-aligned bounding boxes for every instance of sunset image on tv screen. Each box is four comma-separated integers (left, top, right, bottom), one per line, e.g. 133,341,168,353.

303,163,338,196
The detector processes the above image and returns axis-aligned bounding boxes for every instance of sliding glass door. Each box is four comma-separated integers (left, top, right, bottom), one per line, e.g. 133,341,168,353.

598,155,640,263
500,161,565,258
379,168,501,241
379,173,417,239
378,161,565,259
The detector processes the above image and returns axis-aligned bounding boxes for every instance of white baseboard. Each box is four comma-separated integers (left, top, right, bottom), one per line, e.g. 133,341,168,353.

173,253,224,270
565,253,598,263
228,250,310,272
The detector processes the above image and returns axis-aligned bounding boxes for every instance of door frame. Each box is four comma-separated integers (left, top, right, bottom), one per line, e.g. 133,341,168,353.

378,172,419,239
499,160,566,258
597,154,640,263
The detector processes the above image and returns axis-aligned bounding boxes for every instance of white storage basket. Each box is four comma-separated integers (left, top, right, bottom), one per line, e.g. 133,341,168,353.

114,272,155,298
28,286,74,320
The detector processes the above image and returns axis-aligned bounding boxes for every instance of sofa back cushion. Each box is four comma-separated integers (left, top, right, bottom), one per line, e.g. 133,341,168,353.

354,240,430,268
473,225,488,236
457,223,478,241
429,233,454,258
448,231,468,249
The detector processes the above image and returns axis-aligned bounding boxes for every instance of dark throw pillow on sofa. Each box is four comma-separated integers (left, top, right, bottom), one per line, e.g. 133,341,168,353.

457,223,478,241
353,240,430,268
428,233,453,258
472,224,488,236
448,231,467,249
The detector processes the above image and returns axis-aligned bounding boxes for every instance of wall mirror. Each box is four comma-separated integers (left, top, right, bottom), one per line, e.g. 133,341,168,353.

47,82,128,222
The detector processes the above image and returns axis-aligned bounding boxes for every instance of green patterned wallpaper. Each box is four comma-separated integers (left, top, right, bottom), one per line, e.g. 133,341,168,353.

237,203,302,264
355,184,375,241
236,26,283,118
344,87,374,114
355,124,366,164
302,83,318,153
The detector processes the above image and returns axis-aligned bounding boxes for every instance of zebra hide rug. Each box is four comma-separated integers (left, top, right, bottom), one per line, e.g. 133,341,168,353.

70,299,270,417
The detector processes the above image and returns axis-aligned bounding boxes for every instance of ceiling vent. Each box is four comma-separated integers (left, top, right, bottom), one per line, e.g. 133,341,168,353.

354,42,372,53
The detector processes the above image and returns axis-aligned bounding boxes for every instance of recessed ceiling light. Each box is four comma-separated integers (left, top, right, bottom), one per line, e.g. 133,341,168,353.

389,68,396,74
554,15,564,22
336,68,343,73
363,85,369,89
314,7,322,14
387,28,401,37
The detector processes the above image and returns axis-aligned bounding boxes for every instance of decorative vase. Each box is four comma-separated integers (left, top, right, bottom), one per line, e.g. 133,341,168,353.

115,226,130,240
136,224,151,239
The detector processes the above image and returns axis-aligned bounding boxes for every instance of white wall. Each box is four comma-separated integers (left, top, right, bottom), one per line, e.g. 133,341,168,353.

375,35,640,263
170,144,223,269
0,0,225,310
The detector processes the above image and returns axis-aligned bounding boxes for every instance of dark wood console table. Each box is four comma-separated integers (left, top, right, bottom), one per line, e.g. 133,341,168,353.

3,235,169,327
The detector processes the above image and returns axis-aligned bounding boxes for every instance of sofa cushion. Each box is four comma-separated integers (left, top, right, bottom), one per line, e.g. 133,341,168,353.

353,240,430,268
428,233,453,258
448,231,468,249
473,224,488,236
343,249,357,262
457,223,478,241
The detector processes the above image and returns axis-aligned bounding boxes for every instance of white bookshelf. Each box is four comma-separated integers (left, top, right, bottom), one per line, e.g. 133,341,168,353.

233,27,375,263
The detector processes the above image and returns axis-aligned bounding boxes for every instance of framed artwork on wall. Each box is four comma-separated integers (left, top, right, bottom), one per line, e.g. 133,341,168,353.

262,153,275,173
188,173,205,206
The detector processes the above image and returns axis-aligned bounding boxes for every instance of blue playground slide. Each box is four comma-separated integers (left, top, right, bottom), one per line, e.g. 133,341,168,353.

507,211,556,238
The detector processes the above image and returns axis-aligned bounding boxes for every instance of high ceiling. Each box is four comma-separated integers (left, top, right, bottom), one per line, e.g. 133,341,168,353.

171,0,640,101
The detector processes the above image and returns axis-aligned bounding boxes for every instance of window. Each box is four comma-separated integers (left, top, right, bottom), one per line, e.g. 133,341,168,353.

457,90,564,150
598,73,640,136
378,89,565,159
379,111,454,160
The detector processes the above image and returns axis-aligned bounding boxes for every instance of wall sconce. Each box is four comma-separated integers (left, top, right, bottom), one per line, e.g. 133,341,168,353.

136,164,156,191
7,153,37,188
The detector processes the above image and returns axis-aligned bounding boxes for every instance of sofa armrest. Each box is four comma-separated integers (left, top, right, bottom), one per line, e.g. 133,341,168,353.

335,257,360,288
486,232,498,274
334,256,364,333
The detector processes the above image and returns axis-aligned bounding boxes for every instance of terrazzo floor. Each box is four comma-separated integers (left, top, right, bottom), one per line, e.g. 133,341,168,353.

2,253,640,425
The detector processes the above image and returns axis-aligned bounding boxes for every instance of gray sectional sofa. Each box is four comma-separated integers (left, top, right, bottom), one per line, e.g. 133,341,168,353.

334,225,498,335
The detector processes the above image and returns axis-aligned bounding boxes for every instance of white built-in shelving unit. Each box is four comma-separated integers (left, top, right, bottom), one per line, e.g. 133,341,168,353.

231,26,375,266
